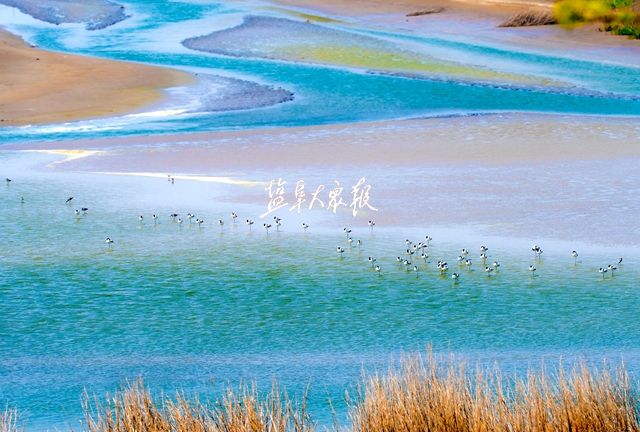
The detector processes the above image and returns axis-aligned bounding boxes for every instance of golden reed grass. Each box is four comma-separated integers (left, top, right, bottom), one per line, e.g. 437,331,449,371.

4,354,640,432
348,354,640,432
0,409,20,432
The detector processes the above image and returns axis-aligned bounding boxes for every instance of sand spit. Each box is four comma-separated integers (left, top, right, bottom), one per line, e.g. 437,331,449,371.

0,29,191,126
182,15,550,86
0,0,128,30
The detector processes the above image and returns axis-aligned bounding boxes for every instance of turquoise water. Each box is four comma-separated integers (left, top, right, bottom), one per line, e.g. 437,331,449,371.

1,1,640,429
1,0,640,143
1,154,639,430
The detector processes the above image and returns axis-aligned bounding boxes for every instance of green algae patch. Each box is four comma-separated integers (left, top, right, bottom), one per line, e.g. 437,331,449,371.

282,44,545,84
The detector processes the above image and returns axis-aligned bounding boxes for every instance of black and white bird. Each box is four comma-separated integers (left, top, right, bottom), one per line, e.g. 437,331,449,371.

81,207,89,214
336,246,345,255
5,178,12,183
231,212,238,222
598,267,608,278
368,220,376,231
451,272,460,281
572,250,578,264
65,197,74,204
529,265,537,274
302,222,309,231
484,266,494,276
105,237,114,246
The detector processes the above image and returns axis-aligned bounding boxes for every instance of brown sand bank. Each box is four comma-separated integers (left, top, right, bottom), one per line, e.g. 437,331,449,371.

0,28,191,126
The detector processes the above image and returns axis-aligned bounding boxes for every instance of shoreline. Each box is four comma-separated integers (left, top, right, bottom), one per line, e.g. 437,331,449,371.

3,112,640,249
0,28,192,126
6,113,639,166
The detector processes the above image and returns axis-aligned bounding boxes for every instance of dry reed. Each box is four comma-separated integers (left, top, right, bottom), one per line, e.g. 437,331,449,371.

348,354,640,432
0,409,19,432
82,380,314,432
499,9,558,27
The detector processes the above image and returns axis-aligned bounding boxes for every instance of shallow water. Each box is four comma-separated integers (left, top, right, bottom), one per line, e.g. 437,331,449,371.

1,0,640,142
1,153,639,430
1,1,640,430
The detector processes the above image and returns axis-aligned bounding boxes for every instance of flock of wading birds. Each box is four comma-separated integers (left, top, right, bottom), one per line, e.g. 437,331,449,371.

5,176,625,281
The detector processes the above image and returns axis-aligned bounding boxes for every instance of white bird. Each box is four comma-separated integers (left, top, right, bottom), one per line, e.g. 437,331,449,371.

218,219,224,228
465,259,472,268
74,209,80,217
374,265,381,273
138,215,144,223
177,218,183,225
413,265,419,274
461,249,469,257
152,214,158,223
480,253,487,262
396,256,402,263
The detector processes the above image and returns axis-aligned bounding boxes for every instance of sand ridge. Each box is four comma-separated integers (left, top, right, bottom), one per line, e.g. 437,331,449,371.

0,28,192,126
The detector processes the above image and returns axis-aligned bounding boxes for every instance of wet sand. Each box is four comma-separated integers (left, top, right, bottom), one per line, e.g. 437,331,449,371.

5,113,640,247
268,0,640,66
0,29,191,126
8,114,639,170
